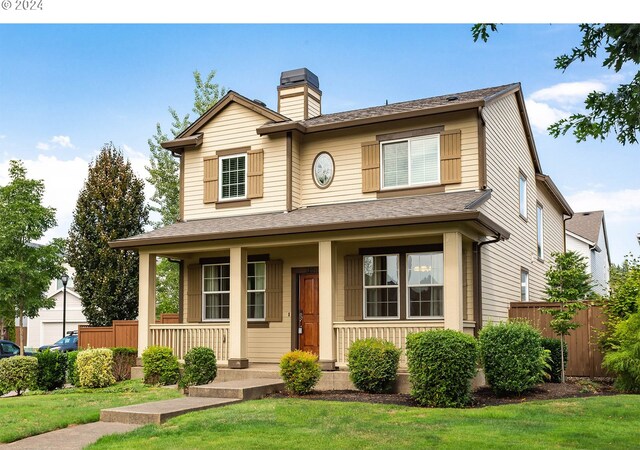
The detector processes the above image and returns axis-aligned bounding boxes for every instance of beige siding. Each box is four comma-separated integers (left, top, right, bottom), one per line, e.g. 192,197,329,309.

182,102,286,221
291,134,301,209
298,111,480,207
308,96,321,118
479,94,565,324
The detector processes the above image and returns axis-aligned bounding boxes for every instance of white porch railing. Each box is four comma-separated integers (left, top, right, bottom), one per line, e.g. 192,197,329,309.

149,323,229,362
334,321,444,368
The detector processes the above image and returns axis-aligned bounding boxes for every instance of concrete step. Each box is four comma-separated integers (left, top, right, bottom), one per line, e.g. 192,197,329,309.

101,397,240,425
216,366,282,382
130,366,143,380
189,378,284,400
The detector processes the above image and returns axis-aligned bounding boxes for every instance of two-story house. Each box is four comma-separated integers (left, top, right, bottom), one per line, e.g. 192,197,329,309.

112,68,572,370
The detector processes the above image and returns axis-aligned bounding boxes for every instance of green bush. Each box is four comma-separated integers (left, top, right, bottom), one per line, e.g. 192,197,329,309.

180,347,217,388
35,349,68,391
77,348,116,388
602,312,640,392
479,321,549,395
348,338,401,393
142,346,180,385
66,351,79,385
279,350,321,394
111,347,138,382
406,330,479,407
0,356,38,395
541,337,568,383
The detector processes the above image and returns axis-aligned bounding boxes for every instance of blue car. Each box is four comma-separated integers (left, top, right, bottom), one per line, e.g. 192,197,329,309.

0,340,34,358
39,332,78,353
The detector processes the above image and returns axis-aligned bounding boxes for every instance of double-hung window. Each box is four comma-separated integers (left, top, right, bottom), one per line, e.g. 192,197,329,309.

381,135,439,189
247,262,266,321
363,255,399,319
536,204,544,259
203,264,230,321
519,172,527,219
407,252,444,318
220,154,246,200
521,269,529,302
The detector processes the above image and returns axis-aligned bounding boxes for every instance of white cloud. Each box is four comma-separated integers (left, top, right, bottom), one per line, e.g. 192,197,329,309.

525,99,570,133
0,135,6,140
36,142,50,151
529,81,607,106
51,135,75,149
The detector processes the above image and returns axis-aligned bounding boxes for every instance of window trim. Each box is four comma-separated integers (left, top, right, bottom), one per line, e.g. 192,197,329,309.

218,153,248,202
362,253,401,320
202,263,230,323
536,203,544,260
379,134,441,191
406,252,445,320
247,261,266,322
520,268,530,302
519,171,528,220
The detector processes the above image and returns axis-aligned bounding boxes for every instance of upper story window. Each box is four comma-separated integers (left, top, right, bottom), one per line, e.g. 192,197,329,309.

220,154,246,200
363,255,399,319
407,252,444,318
381,135,440,189
536,203,544,259
247,262,266,321
519,172,527,219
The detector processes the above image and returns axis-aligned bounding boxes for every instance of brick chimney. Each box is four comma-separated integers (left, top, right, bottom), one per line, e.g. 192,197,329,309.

277,68,322,121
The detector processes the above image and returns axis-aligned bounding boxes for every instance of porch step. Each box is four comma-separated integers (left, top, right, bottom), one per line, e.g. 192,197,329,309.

101,397,240,425
130,366,143,380
216,365,282,382
189,378,285,400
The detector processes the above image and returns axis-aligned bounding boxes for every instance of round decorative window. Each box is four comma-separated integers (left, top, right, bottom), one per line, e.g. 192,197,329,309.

312,152,335,189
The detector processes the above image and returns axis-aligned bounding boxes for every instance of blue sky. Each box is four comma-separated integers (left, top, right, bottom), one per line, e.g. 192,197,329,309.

0,24,638,263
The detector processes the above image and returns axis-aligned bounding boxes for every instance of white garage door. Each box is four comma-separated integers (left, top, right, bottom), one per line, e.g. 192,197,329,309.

41,322,83,347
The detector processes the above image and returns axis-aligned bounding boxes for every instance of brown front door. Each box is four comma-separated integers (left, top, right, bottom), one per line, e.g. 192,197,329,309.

298,273,319,355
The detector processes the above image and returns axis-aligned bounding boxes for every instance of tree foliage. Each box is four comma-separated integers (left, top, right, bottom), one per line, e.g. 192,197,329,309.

0,160,64,353
472,23,640,145
67,144,148,326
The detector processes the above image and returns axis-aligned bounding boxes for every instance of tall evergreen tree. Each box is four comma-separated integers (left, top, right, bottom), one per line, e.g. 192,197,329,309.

67,144,149,326
0,160,64,354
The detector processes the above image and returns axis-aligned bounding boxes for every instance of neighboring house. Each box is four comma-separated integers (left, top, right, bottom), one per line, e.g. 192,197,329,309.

24,268,86,348
566,211,611,296
111,68,572,369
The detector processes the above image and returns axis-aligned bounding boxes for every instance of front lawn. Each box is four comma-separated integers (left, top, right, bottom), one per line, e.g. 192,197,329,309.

0,380,182,443
90,395,640,449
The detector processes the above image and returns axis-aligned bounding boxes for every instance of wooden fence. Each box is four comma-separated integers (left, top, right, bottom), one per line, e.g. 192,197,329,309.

78,320,138,350
509,302,608,377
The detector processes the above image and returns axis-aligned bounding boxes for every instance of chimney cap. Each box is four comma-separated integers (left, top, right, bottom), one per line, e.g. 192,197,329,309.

280,68,320,90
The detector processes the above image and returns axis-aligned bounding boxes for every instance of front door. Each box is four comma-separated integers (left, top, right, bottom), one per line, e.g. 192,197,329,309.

298,273,319,355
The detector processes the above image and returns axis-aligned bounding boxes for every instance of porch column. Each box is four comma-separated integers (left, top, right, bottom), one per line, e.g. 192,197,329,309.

443,232,464,331
318,240,336,370
138,252,156,357
228,246,248,368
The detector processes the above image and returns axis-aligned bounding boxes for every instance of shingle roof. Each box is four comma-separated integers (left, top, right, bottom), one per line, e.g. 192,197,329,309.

566,211,604,244
111,190,508,249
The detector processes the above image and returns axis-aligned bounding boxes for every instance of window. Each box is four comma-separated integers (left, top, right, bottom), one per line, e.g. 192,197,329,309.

519,172,527,218
536,204,544,259
520,269,529,302
363,255,399,319
407,252,444,318
381,135,439,189
203,264,230,320
247,262,266,321
220,154,246,200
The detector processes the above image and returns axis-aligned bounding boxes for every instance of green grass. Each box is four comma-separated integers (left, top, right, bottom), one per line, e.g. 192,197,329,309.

90,396,640,449
0,380,182,443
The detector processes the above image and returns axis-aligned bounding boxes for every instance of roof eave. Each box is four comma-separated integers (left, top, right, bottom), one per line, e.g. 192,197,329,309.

536,174,574,216
160,134,203,153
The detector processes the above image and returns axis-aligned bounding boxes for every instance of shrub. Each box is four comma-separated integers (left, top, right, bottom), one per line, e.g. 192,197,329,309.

35,349,68,391
66,351,79,385
111,347,138,382
479,321,549,395
602,312,640,392
0,356,38,395
142,346,180,385
348,338,401,393
405,330,478,407
279,350,321,394
180,347,217,388
77,348,116,388
541,337,568,383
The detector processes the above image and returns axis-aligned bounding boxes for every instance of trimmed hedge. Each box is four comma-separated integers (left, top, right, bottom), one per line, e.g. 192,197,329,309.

66,351,79,386
112,347,137,382
348,338,401,393
279,350,321,395
0,356,38,395
479,321,549,395
77,348,116,388
406,330,479,407
142,346,180,385
541,337,568,383
180,347,217,388
35,349,68,391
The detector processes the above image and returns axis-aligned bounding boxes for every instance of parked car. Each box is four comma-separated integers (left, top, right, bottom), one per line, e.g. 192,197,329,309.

39,331,78,353
0,340,34,358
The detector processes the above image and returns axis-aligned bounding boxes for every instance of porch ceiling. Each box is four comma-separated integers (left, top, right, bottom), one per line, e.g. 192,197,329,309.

110,190,509,250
